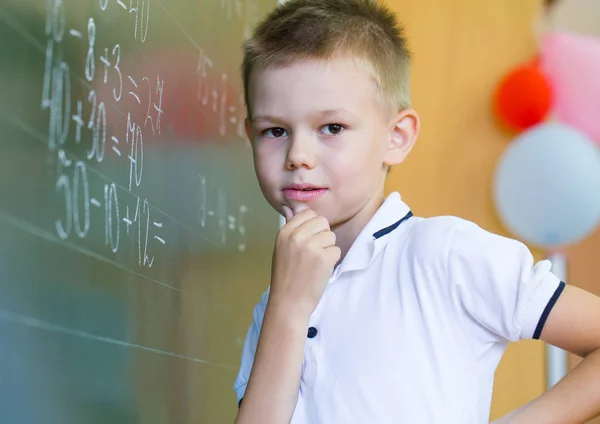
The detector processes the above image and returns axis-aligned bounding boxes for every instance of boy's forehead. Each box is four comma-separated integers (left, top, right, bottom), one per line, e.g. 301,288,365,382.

248,56,383,114
250,55,376,85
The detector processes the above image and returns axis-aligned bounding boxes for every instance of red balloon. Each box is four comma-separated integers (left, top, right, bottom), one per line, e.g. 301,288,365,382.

494,63,553,132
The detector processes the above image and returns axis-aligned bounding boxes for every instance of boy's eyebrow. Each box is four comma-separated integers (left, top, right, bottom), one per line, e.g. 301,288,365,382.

251,114,284,124
252,108,358,124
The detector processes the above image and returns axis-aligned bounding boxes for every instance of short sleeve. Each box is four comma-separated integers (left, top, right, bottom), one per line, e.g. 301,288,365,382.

233,288,270,404
446,219,564,343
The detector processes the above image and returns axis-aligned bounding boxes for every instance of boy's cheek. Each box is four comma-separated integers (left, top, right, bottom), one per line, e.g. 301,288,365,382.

255,166,281,195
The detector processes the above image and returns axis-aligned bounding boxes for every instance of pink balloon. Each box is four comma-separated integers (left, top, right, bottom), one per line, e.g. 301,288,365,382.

541,32,600,143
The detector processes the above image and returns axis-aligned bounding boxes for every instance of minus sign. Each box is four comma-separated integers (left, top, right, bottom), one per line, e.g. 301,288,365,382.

153,222,163,228
117,0,127,9
90,198,102,207
69,29,82,38
128,91,141,104
154,236,166,245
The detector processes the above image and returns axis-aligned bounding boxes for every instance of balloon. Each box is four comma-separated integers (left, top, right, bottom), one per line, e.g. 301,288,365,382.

493,122,600,248
493,63,552,132
541,32,600,143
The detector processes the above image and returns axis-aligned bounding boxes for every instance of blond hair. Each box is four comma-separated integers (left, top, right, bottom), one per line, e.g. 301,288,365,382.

241,0,411,116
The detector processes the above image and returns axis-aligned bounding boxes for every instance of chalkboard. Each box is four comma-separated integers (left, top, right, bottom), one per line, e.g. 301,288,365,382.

0,0,278,422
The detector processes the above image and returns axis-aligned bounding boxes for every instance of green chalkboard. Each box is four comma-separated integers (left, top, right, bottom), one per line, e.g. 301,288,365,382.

0,0,277,422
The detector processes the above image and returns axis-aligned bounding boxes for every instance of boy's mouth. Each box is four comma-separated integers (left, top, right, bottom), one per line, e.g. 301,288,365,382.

282,184,328,202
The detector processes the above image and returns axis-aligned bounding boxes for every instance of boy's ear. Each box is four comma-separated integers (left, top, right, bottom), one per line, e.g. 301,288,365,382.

383,109,420,166
244,117,253,144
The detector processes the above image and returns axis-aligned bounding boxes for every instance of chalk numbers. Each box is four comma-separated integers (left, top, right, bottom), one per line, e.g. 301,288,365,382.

41,0,252,268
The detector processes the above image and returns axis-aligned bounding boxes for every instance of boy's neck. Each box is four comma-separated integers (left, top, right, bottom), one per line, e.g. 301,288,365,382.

331,191,386,263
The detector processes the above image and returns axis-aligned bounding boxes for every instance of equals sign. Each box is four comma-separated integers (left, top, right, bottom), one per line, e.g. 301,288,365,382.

153,222,165,245
152,221,167,246
111,136,121,156
127,76,141,104
228,215,236,230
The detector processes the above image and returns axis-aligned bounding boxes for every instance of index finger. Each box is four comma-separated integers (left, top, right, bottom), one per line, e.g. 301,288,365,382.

281,207,316,230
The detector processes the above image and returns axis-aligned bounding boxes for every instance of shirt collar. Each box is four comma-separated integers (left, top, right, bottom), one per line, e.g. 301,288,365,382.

334,192,412,278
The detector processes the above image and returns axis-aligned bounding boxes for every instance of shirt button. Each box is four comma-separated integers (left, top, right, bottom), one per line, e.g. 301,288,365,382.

307,327,318,338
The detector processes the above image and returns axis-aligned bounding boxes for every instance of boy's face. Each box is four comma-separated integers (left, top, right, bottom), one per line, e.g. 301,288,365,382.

245,56,418,226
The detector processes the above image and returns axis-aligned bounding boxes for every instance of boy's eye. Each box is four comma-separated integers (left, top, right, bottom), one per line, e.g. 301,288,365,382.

262,127,287,138
321,124,344,136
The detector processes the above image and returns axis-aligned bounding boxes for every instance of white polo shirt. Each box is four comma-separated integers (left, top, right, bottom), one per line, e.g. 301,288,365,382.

234,192,564,424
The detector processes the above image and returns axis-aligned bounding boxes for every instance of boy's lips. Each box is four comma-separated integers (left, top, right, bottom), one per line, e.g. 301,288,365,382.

282,184,328,202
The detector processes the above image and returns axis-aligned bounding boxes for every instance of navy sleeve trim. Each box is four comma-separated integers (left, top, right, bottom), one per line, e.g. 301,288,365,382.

532,281,566,340
238,398,243,408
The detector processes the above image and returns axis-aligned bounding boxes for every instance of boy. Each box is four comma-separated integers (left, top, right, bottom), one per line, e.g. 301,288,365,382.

234,0,600,422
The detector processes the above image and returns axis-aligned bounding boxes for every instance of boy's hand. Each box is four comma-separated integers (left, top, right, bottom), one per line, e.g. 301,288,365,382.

269,205,341,318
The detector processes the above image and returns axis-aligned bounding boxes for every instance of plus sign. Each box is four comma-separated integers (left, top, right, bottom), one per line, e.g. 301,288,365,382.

123,205,133,235
100,47,110,84
71,100,84,143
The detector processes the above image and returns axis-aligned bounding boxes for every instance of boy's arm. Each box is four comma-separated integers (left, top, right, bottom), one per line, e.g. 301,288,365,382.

234,300,308,424
235,206,340,424
492,285,600,424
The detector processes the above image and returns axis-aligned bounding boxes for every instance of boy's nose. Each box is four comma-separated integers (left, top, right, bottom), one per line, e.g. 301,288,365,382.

285,136,316,170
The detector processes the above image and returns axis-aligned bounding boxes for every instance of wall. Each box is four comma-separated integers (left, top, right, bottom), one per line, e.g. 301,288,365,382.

382,0,600,422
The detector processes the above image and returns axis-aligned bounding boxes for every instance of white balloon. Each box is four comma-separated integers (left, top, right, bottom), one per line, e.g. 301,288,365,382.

493,122,600,248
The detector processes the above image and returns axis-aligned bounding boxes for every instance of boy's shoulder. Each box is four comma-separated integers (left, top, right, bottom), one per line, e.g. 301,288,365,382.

408,214,473,238
402,214,479,251
401,213,529,266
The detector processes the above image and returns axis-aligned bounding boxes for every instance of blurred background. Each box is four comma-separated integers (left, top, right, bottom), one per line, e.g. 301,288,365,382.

384,0,600,421
1,0,599,422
